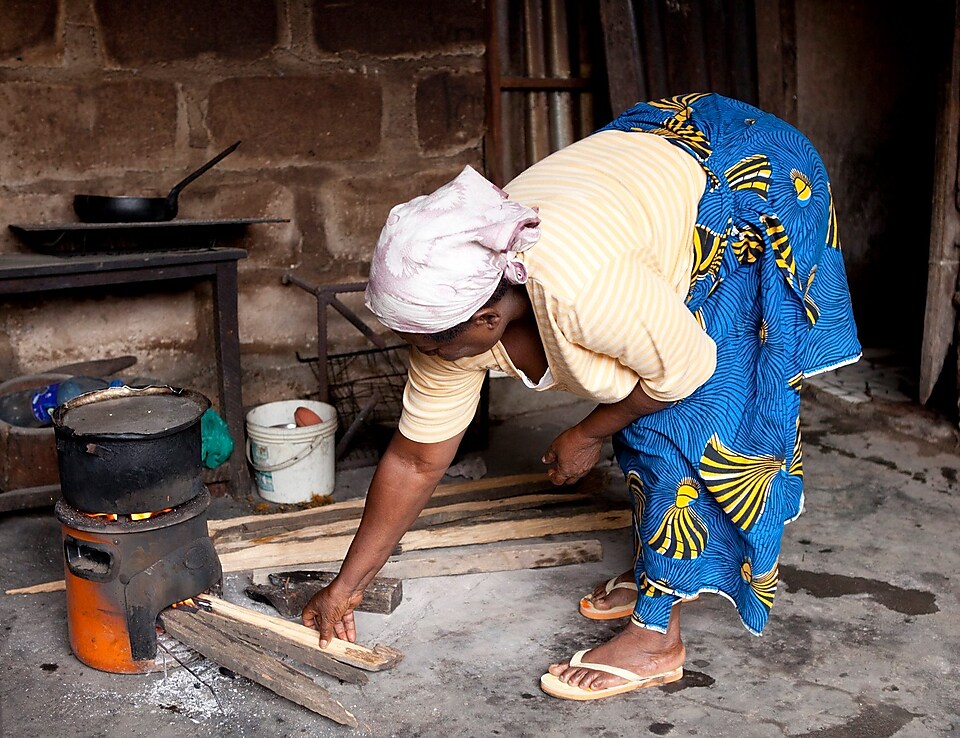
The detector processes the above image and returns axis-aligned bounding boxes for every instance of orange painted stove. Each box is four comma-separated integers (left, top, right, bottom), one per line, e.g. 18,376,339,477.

52,386,222,674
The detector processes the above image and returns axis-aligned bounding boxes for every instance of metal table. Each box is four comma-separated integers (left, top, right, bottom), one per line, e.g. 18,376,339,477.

0,246,251,500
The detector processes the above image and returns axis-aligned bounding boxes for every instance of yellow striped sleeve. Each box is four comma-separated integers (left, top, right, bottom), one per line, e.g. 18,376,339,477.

397,348,490,443
560,250,716,402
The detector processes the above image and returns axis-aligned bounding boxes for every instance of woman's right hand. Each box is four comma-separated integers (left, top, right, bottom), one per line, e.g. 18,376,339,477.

302,577,365,648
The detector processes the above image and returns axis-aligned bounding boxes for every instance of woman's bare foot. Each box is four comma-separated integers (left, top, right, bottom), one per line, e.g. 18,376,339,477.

548,606,684,691
582,570,637,612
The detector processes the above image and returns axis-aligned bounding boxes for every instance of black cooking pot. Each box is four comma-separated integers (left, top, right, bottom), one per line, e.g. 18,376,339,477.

53,385,211,515
73,141,240,223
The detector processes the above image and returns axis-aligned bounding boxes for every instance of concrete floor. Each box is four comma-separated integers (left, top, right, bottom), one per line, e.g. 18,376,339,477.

1,371,959,738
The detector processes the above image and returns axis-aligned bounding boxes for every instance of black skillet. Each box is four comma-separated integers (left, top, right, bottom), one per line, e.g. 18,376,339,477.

73,141,241,223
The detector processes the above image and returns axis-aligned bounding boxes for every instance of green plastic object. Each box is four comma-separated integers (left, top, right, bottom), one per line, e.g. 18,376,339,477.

200,407,234,469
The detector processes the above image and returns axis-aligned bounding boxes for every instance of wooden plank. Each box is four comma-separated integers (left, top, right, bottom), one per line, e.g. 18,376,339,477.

214,491,592,554
218,509,630,573
378,539,604,579
207,472,554,539
250,539,604,585
181,606,369,685
920,1,960,403
159,607,358,727
0,484,60,514
246,572,402,617
599,0,644,115
196,594,404,672
754,0,798,125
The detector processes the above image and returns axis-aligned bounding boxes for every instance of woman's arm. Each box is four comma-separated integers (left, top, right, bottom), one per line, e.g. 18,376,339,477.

542,380,668,485
302,428,464,646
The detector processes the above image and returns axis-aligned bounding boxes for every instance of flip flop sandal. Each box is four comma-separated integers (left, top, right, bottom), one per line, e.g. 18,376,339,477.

579,577,638,620
540,649,683,701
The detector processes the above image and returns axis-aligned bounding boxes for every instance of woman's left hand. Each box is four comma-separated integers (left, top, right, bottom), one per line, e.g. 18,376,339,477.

542,425,603,485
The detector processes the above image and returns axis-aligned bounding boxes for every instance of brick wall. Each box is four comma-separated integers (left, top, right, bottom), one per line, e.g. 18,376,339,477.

0,0,486,407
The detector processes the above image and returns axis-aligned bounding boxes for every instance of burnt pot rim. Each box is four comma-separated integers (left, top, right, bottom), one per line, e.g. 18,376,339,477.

52,385,210,440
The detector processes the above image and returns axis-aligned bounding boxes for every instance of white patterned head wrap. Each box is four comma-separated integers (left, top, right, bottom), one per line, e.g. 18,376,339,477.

364,165,540,333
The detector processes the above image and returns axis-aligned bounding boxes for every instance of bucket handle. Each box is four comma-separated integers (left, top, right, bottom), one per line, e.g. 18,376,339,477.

246,431,326,474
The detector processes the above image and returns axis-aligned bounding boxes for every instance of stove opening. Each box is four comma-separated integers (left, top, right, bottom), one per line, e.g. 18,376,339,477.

64,536,117,582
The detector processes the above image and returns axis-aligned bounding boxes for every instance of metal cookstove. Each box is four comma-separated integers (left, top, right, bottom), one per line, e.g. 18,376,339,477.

52,386,222,674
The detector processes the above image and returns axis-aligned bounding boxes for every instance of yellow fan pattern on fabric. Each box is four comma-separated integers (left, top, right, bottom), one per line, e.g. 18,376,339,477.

741,560,779,611
726,155,773,199
690,224,727,287
730,225,764,266
826,184,841,249
642,94,713,160
788,371,803,392
627,470,646,565
648,477,709,560
791,168,812,206
761,213,798,290
700,434,785,531
640,573,669,598
802,264,820,325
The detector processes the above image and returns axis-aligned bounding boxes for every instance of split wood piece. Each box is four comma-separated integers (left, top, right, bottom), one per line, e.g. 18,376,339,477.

218,509,630,573
6,580,65,595
247,572,402,617
196,594,404,672
177,606,368,684
159,607,358,727
207,471,557,541
249,539,605,586
208,468,615,543
214,490,593,555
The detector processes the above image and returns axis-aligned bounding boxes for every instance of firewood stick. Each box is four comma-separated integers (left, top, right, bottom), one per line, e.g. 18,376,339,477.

218,509,630,574
207,471,555,538
160,607,358,727
214,491,590,554
250,539,605,586
195,594,403,671
176,607,370,685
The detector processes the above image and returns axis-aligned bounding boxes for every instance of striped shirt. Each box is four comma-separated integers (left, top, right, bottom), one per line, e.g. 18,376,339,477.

399,129,716,444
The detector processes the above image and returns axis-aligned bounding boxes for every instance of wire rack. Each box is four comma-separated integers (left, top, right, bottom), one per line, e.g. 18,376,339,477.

314,343,409,432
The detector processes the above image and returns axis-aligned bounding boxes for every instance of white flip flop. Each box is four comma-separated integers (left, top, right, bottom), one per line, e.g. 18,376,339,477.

540,649,683,701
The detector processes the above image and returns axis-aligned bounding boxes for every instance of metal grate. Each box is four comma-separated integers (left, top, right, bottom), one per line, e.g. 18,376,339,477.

318,344,408,434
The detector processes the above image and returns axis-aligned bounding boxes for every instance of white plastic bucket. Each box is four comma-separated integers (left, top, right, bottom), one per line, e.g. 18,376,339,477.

245,400,338,504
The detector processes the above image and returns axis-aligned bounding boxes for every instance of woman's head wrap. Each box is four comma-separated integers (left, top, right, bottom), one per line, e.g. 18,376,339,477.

364,165,540,333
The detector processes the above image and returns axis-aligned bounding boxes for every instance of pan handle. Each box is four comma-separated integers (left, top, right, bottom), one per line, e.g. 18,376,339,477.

165,140,241,202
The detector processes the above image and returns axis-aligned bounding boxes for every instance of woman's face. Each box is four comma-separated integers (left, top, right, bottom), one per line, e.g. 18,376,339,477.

397,313,503,361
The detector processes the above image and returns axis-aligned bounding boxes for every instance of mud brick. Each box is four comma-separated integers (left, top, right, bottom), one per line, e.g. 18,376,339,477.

416,71,486,152
0,0,57,59
208,76,382,159
313,0,483,55
0,80,177,182
95,0,277,64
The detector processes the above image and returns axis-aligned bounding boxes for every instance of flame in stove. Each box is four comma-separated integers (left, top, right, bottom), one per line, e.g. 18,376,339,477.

131,509,172,520
81,508,173,522
83,512,119,522
170,598,197,610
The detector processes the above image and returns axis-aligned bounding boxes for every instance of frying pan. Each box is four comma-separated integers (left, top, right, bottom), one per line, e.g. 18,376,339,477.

73,141,241,223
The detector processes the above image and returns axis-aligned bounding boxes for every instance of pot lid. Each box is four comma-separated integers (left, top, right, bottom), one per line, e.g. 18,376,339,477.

54,385,210,438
